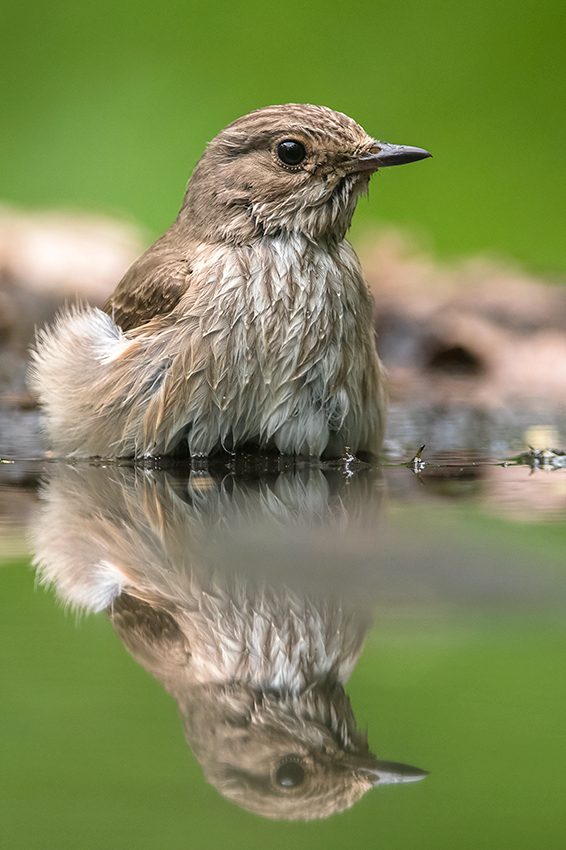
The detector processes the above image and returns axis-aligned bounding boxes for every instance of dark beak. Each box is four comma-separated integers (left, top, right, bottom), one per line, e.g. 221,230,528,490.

354,142,432,171
350,756,429,786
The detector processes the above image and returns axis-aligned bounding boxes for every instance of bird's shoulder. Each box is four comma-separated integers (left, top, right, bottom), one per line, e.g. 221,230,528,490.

104,229,193,331
110,592,191,666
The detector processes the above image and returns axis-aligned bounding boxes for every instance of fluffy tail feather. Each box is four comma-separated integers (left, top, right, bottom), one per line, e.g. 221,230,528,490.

29,306,151,457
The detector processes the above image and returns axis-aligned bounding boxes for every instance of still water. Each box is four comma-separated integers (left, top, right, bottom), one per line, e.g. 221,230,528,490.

1,450,565,849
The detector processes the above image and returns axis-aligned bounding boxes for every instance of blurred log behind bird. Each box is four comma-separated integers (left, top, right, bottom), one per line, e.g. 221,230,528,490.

363,231,566,409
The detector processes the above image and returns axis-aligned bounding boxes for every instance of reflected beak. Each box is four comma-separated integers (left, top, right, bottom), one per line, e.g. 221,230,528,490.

356,759,429,785
353,142,432,172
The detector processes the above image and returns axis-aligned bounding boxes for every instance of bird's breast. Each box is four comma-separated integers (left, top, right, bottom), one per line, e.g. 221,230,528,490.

194,234,371,384
151,234,381,456
182,591,363,691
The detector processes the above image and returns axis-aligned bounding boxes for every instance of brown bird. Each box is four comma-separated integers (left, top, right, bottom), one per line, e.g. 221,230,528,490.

31,463,428,820
30,104,430,459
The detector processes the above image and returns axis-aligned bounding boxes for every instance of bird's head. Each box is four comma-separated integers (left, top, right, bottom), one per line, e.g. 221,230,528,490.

181,103,430,244
181,681,428,820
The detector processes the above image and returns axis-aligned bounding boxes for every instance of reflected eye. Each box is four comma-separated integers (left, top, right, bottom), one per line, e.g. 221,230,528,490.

275,759,306,788
276,139,307,167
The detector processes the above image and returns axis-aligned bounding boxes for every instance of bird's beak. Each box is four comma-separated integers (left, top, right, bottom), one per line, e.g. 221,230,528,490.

352,142,432,172
355,758,429,785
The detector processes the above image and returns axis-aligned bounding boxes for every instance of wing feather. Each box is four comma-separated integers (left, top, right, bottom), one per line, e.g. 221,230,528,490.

104,231,193,331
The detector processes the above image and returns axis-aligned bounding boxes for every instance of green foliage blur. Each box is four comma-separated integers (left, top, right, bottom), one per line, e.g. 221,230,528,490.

1,0,565,272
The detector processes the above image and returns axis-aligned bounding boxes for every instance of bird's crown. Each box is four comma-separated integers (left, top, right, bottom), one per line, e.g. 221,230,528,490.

181,104,393,244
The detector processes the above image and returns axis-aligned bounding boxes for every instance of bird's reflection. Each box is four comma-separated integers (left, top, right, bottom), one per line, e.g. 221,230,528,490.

31,461,427,819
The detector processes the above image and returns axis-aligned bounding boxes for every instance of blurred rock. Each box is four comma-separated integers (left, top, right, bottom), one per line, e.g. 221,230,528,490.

0,205,146,302
362,231,566,409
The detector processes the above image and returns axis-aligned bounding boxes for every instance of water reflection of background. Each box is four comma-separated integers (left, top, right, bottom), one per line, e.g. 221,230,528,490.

1,457,565,847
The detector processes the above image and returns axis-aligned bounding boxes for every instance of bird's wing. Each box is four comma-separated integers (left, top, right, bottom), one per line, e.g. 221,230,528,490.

109,592,192,691
104,233,193,332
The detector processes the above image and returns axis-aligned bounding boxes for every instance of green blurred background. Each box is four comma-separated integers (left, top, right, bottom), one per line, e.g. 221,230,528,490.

1,0,565,272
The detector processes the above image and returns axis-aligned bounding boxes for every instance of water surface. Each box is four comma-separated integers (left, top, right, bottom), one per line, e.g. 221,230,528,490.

1,452,564,849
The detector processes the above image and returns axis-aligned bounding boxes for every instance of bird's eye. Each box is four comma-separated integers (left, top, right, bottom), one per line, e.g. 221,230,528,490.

276,139,307,167
274,759,306,788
